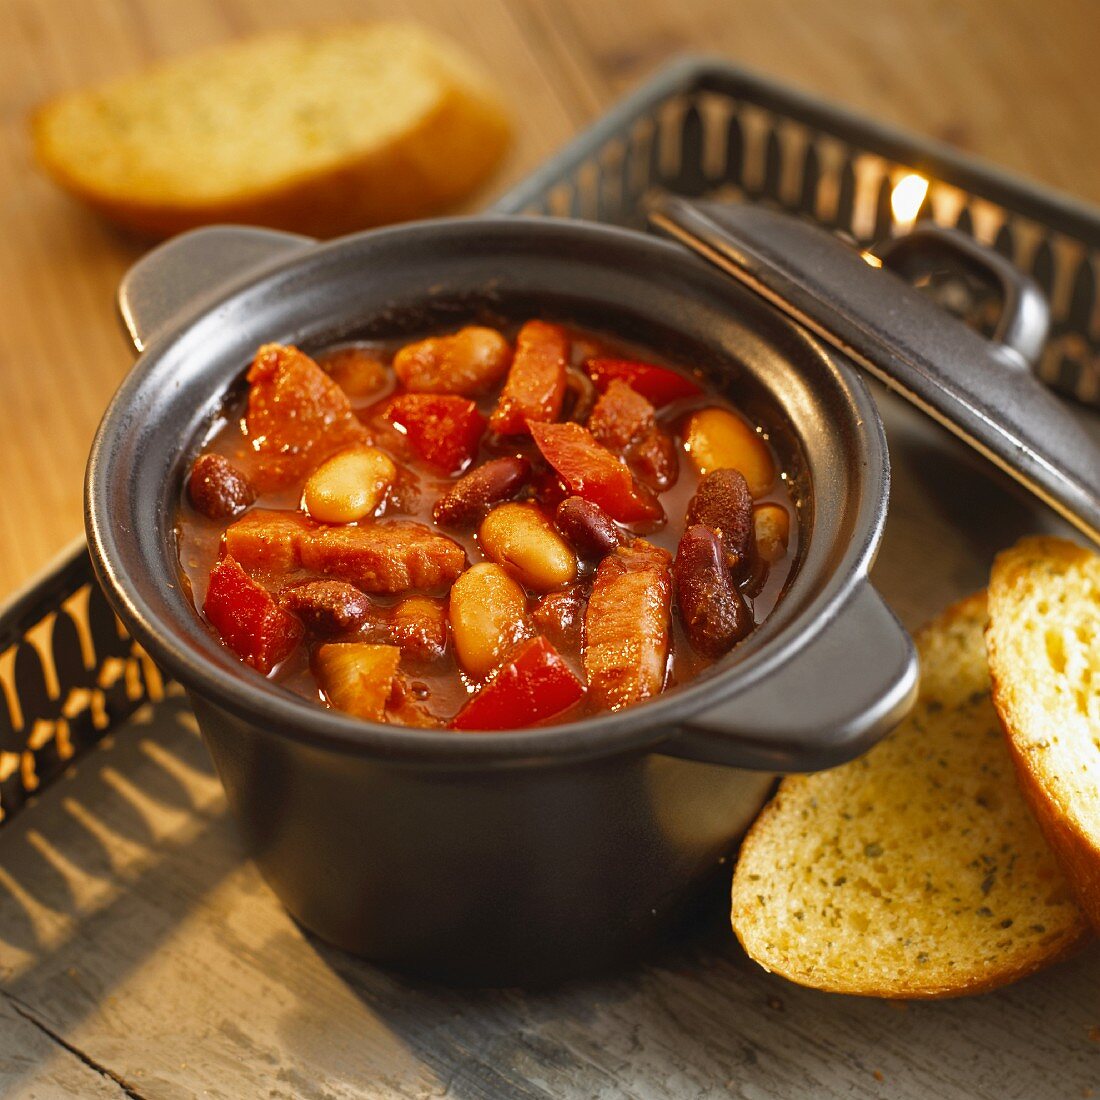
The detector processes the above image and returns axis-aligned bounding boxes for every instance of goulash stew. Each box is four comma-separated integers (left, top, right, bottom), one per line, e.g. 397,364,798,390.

178,322,798,730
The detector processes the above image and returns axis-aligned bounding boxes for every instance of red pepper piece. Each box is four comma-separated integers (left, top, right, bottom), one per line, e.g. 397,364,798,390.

203,556,303,674
584,357,703,406
451,636,585,730
384,394,486,474
489,320,569,435
529,421,663,524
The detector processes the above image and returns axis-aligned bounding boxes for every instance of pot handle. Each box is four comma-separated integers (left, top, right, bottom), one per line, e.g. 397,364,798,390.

873,224,1049,369
118,226,315,352
666,581,918,773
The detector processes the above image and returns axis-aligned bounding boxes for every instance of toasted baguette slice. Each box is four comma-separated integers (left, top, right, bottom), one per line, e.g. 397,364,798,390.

987,536,1100,932
731,592,1090,998
32,24,511,239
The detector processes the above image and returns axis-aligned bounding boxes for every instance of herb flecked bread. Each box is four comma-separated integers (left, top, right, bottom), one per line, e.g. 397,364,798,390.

731,592,1091,998
987,536,1100,932
32,24,511,239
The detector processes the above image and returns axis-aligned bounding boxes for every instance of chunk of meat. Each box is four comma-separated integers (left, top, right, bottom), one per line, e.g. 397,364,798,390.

583,539,672,710
203,556,303,674
392,326,511,395
188,454,256,519
279,580,376,638
554,497,623,559
432,455,531,528
630,428,679,491
584,357,703,406
314,643,400,721
391,596,449,663
489,321,569,435
685,468,756,575
225,510,466,593
587,380,678,490
451,637,585,730
224,509,313,574
302,523,467,593
587,379,655,453
529,421,663,524
673,525,752,659
244,344,369,489
384,394,486,474
532,586,586,652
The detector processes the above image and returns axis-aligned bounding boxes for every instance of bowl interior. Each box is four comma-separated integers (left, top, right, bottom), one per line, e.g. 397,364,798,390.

86,216,887,765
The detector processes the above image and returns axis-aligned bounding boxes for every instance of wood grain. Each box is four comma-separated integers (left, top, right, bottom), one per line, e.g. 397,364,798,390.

2,0,1100,597
2,391,1098,1098
4,4,1100,1094
1,685,1098,1099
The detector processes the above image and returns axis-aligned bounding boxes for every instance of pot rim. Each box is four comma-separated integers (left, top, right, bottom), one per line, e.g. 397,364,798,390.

85,214,890,769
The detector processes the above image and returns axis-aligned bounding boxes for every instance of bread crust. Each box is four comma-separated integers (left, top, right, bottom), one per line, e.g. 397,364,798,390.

732,589,1092,999
987,536,1100,933
30,28,511,240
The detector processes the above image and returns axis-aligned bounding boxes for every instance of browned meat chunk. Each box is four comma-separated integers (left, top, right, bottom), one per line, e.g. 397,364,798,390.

225,510,466,593
224,509,313,574
390,596,449,662
245,344,369,489
587,379,678,491
302,523,466,593
587,379,655,452
532,586,586,652
583,539,672,710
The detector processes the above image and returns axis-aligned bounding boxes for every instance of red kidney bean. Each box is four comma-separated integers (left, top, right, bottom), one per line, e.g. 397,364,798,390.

685,468,755,576
673,524,752,658
555,496,623,559
188,454,256,519
432,455,531,528
280,580,375,638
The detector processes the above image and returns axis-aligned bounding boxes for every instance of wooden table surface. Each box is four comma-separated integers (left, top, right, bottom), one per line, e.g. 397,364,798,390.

4,2,1100,1098
2,0,1100,597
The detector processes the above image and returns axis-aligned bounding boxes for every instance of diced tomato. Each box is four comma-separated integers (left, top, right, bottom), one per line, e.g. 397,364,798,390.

489,321,569,435
384,394,486,474
245,344,369,489
203,556,303,674
451,636,585,730
529,421,663,524
584,357,703,406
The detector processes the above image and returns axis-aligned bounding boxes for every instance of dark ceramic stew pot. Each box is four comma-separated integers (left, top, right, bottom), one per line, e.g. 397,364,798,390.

86,216,916,985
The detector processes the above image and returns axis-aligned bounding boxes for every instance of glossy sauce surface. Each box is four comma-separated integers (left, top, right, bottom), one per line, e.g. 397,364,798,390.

177,323,801,728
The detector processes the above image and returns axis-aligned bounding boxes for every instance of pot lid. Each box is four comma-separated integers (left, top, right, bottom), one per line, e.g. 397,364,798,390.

649,197,1100,547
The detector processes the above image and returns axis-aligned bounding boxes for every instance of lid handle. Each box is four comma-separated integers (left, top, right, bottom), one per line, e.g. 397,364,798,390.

874,223,1049,369
648,198,1100,547
118,226,314,353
